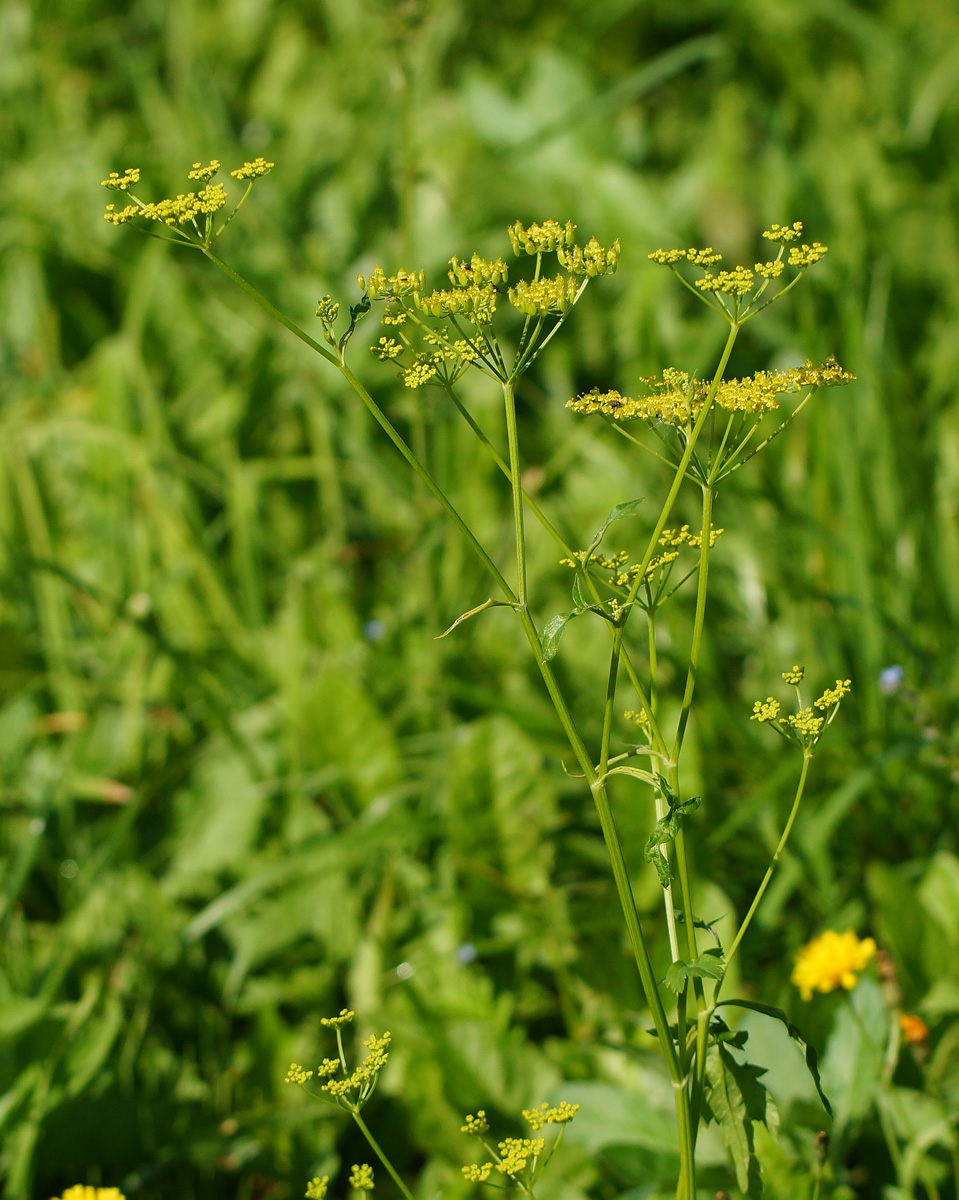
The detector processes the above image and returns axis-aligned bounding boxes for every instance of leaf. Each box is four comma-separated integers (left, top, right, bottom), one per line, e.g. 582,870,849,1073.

540,611,575,660
716,998,832,1116
435,598,512,639
664,949,726,993
703,1045,764,1198
643,790,702,887
339,294,372,350
587,497,644,553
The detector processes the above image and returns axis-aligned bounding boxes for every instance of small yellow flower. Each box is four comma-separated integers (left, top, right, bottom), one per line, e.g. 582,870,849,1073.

899,1014,929,1044
230,157,274,180
461,1110,489,1134
306,1177,329,1200
815,679,852,709
782,665,804,685
52,1190,125,1200
791,930,877,1001
349,1164,375,1191
751,697,781,723
320,1008,355,1028
462,1164,492,1183
285,1062,314,1084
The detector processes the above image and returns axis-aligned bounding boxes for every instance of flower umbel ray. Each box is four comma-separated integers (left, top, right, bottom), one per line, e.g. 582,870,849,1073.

791,929,877,1001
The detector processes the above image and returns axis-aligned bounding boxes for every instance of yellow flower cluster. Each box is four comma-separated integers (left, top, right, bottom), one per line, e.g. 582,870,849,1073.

751,673,852,747
815,679,852,709
461,1110,490,1134
462,1163,492,1183
51,1190,125,1200
791,930,876,1001
750,698,781,723
402,354,439,388
315,1057,341,1077
414,285,497,325
321,1031,391,1098
187,159,220,181
285,1062,314,1084
497,1137,545,1176
558,235,621,277
100,168,140,191
522,1100,580,1130
763,221,805,243
371,337,403,361
508,274,580,316
321,1008,355,1029
567,359,854,426
230,157,274,179
305,1177,329,1200
349,1164,375,1191
448,253,509,286
508,218,576,255
696,265,756,297
561,527,722,589
360,267,426,300
104,184,228,227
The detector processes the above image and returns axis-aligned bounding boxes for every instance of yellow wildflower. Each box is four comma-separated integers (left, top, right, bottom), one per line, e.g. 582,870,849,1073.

462,1164,492,1183
285,1063,313,1084
306,1178,329,1200
507,274,580,317
461,1110,489,1134
100,169,140,191
763,221,804,244
815,679,852,709
751,697,781,723
321,1008,355,1028
187,159,220,182
52,1191,125,1200
522,1100,580,1130
782,665,804,684
791,930,877,1001
230,157,274,180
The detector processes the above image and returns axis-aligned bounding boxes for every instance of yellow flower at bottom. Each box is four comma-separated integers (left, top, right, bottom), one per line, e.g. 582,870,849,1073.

791,930,876,1001
53,1190,125,1200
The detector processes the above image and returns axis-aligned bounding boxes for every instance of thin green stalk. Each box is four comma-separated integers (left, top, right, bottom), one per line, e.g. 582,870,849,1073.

671,484,715,762
352,1109,417,1200
202,252,515,603
720,754,812,981
502,379,528,606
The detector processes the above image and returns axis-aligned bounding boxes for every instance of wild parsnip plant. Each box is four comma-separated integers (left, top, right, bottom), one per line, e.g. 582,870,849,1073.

100,161,858,1198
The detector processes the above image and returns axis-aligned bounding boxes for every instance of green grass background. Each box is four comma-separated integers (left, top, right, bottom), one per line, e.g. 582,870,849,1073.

2,0,959,1197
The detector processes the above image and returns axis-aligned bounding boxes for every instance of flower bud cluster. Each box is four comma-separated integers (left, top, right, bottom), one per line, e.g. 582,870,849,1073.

448,253,508,286
100,168,140,191
751,673,852,749
229,157,274,180
187,159,220,182
508,219,576,255
413,285,497,324
508,274,579,316
359,267,426,300
558,236,621,277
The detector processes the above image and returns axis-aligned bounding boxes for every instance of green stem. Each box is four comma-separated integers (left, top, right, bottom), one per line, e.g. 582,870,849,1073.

671,483,715,763
502,379,528,606
720,754,812,983
352,1109,417,1200
202,252,515,603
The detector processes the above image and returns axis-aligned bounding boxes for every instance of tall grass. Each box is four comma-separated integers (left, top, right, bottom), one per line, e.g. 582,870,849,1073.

2,1,959,1196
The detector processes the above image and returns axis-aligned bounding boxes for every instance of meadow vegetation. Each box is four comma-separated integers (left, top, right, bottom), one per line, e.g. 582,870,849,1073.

2,1,959,1198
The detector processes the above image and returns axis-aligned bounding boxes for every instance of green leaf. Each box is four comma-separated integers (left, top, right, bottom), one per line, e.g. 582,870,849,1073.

703,1045,765,1198
643,790,701,887
587,497,644,553
716,998,832,1116
664,949,726,993
540,611,575,660
435,598,513,639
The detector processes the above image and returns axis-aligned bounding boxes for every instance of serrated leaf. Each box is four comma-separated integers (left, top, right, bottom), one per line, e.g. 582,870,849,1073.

716,998,832,1116
704,1045,763,1198
643,790,701,887
664,950,726,993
